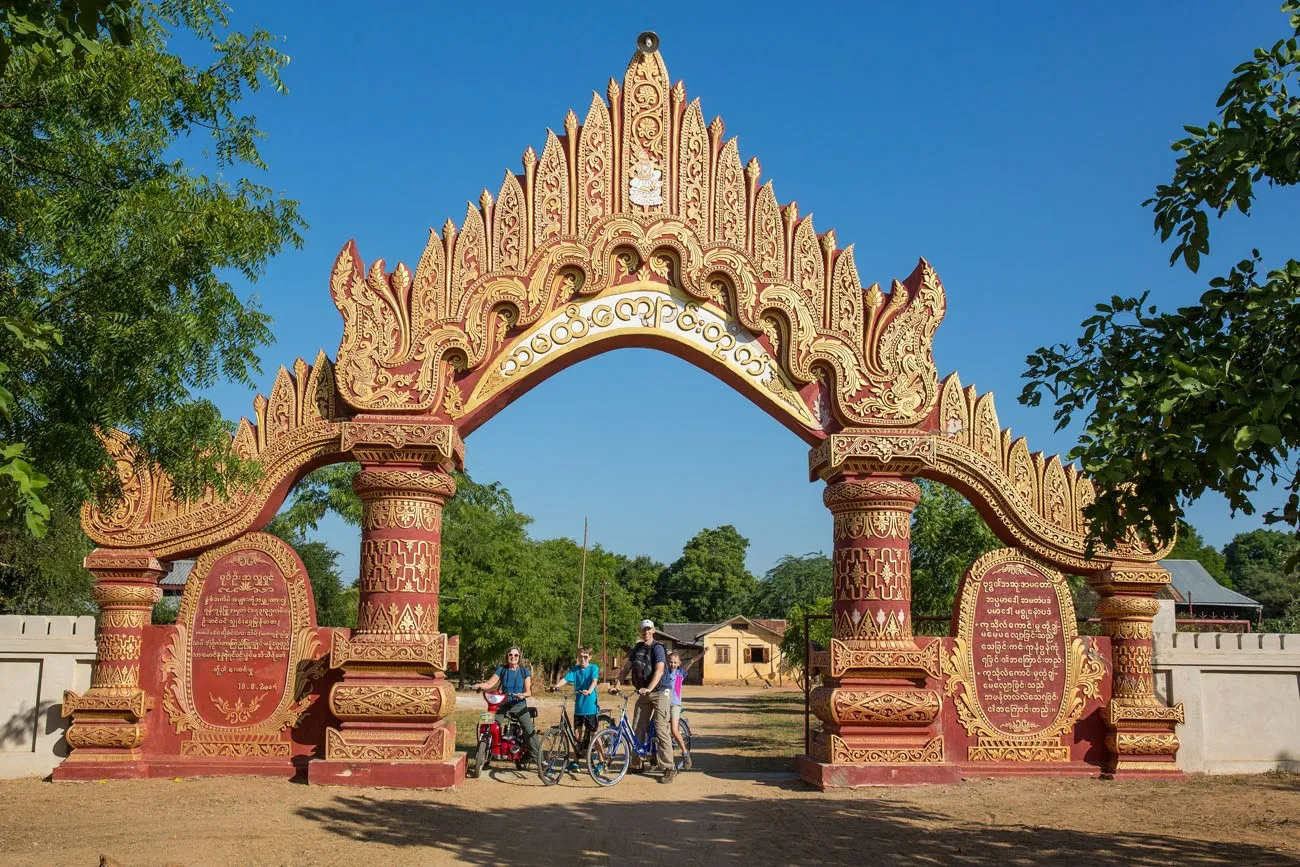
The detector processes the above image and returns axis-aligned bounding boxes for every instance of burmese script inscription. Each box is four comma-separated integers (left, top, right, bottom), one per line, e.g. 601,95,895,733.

191,552,295,727
162,532,320,740
969,565,1066,734
944,548,1103,762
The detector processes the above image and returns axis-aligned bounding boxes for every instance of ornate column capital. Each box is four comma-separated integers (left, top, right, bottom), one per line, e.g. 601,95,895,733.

340,415,464,470
809,430,937,481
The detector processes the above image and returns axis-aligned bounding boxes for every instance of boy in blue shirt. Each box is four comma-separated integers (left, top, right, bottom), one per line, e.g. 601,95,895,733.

553,646,600,768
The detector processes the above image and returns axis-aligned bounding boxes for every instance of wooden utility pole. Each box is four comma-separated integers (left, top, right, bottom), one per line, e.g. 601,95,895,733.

601,579,608,674
576,517,589,651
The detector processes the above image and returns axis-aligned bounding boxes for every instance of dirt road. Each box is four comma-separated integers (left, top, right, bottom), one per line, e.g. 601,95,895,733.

1,687,1296,866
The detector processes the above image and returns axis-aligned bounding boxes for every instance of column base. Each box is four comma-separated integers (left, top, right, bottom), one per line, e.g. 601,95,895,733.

307,754,466,789
52,754,149,781
796,754,962,788
1105,759,1183,780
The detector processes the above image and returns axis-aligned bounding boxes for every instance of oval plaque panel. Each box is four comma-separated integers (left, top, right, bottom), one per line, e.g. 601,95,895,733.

944,548,1104,762
161,532,322,755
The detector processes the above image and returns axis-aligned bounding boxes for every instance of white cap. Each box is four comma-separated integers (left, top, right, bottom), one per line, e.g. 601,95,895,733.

639,619,655,630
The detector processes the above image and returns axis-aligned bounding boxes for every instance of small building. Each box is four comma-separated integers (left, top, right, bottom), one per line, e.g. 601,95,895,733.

660,616,788,685
1160,559,1262,624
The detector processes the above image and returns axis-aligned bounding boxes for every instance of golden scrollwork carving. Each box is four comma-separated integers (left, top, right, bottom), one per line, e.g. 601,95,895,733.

66,724,145,750
1106,621,1154,641
330,682,453,721
829,734,944,764
92,584,162,607
330,631,447,673
96,634,143,661
353,468,458,500
361,498,440,532
326,44,945,437
833,606,907,643
1107,732,1180,756
823,479,922,511
61,690,150,720
359,539,439,594
833,547,910,601
98,610,145,630
827,638,943,679
90,664,140,690
810,687,940,726
833,512,910,541
80,351,347,558
325,727,453,762
358,600,438,639
1095,596,1162,619
181,740,290,758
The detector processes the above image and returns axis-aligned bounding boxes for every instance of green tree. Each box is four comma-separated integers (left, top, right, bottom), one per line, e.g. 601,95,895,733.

1224,528,1300,617
749,553,831,620
0,496,92,614
779,596,832,681
1167,520,1230,586
656,525,756,622
1021,1,1300,560
0,0,305,545
910,481,1000,618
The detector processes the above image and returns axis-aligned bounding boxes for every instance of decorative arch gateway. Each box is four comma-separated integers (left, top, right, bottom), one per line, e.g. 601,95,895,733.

58,36,1183,788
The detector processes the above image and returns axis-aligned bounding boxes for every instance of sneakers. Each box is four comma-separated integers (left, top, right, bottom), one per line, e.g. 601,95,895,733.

682,752,692,770
660,768,677,784
567,761,580,772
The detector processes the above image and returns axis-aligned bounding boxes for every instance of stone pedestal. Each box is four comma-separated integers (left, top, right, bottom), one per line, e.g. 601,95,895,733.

54,549,163,780
308,418,465,788
799,475,959,788
1093,565,1184,778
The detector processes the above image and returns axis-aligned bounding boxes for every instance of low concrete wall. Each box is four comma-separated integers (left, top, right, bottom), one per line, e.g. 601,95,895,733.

1153,617,1300,774
0,615,96,778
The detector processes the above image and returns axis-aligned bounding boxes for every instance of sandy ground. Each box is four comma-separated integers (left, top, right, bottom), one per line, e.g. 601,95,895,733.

1,687,1298,866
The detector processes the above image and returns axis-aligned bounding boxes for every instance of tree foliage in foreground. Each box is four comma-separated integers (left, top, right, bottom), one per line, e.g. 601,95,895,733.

1022,2,1300,562
0,0,304,538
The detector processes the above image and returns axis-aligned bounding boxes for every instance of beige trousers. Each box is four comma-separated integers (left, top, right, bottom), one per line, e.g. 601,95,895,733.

633,689,673,770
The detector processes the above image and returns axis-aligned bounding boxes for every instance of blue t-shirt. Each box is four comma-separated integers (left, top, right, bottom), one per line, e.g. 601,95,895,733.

495,664,530,699
563,663,600,716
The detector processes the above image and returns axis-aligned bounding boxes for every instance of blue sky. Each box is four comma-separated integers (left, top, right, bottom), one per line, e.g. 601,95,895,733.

202,1,1297,581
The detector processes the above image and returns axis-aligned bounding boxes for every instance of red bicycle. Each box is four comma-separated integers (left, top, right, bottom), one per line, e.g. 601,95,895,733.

467,688,540,779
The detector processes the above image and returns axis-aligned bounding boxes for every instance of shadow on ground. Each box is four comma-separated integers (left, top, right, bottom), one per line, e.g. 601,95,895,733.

295,792,1298,866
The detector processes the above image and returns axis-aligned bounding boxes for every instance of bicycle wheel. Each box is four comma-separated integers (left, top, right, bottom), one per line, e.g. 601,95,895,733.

469,736,488,779
587,726,630,787
537,726,567,786
676,718,692,770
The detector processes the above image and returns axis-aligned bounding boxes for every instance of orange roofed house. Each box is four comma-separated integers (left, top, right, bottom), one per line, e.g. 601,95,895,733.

655,616,789,686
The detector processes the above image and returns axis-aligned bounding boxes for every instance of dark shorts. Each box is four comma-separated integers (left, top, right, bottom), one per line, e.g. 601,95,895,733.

574,713,599,732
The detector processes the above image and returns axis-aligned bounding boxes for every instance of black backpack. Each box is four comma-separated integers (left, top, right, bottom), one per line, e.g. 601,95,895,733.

628,641,661,689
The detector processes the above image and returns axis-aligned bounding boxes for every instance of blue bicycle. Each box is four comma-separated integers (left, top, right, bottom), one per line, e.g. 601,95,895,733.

586,690,692,786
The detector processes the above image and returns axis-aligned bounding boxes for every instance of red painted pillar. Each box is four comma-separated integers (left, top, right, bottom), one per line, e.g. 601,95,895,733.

798,474,959,787
308,417,465,788
55,549,164,780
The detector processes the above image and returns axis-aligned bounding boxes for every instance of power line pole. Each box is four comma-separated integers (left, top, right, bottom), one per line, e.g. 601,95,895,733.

576,517,588,652
601,578,608,675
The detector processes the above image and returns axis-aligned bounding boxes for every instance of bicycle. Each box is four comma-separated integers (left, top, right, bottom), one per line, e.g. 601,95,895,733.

537,694,615,786
586,689,692,786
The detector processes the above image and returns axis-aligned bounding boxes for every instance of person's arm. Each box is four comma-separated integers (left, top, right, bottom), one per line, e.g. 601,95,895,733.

611,656,632,690
521,672,532,699
474,671,501,691
682,654,701,672
583,665,599,695
553,670,570,691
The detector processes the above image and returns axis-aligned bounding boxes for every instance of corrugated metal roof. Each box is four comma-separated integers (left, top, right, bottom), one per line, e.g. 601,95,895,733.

160,559,195,587
658,622,715,645
1160,559,1261,609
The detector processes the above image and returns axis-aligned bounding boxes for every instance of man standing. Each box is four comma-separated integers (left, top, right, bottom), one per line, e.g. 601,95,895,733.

611,619,675,783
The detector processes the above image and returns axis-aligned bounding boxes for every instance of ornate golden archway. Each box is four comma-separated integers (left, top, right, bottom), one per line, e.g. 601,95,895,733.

63,36,1182,787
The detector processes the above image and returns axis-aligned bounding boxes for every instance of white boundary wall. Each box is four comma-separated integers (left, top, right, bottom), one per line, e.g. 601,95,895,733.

1153,602,1300,774
0,615,96,778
